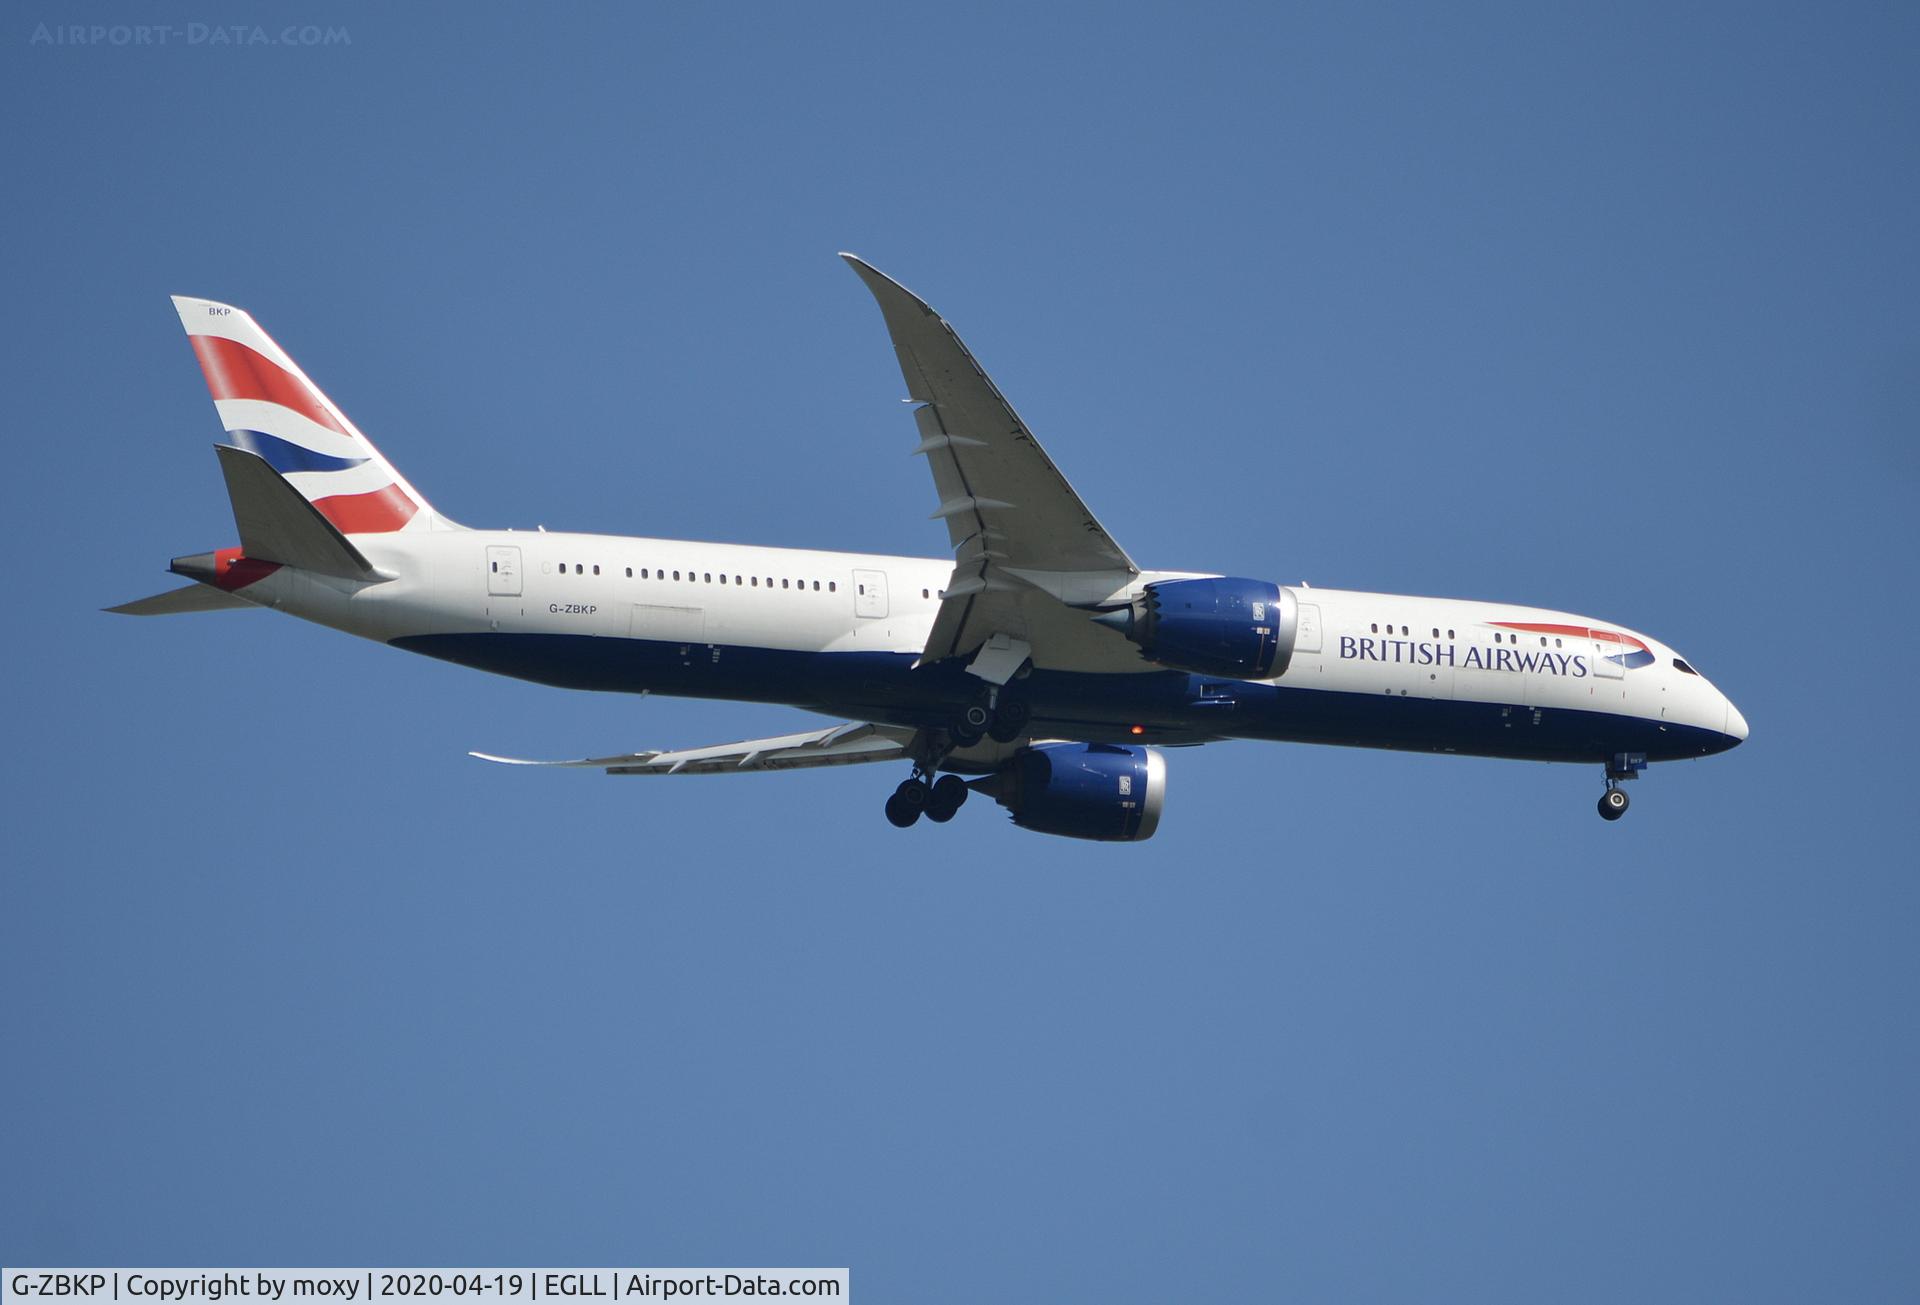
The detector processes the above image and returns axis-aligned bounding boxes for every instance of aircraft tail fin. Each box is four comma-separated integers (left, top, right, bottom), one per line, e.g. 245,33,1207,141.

171,295,453,534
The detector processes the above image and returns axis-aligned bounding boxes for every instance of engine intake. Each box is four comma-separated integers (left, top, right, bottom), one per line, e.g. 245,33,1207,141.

979,742,1167,842
1096,577,1298,679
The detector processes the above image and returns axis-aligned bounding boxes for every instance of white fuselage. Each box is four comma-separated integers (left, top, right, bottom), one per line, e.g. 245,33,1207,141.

216,526,1746,766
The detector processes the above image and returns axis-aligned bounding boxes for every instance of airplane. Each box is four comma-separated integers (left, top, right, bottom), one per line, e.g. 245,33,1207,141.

112,255,1747,840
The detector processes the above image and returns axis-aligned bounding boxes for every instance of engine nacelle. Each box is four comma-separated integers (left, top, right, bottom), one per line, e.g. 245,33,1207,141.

983,742,1168,842
1097,577,1299,679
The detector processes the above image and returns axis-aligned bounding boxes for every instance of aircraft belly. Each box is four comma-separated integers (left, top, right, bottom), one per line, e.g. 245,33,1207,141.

385,630,1725,766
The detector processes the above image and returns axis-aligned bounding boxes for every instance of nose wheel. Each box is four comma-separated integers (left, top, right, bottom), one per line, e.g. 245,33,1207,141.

1598,786,1629,821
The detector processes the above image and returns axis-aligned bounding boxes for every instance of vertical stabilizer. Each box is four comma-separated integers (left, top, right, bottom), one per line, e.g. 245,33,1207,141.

172,296,451,534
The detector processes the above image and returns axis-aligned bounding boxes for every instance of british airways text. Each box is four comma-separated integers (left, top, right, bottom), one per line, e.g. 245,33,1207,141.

1339,635,1589,677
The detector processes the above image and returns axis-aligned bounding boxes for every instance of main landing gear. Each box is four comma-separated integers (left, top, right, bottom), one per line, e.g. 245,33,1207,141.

947,688,1030,747
884,771,970,828
1596,752,1647,821
887,679,1030,828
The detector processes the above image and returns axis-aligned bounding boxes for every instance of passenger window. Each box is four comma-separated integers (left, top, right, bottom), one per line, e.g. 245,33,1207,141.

782,579,789,589
1371,623,1378,633
491,562,498,573
829,582,837,592
576,564,584,575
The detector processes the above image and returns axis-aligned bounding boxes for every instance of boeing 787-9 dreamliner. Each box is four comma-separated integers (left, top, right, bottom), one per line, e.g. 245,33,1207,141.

113,256,1747,840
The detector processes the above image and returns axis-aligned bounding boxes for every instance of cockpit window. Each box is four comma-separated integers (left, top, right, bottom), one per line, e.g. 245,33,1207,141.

1673,658,1699,675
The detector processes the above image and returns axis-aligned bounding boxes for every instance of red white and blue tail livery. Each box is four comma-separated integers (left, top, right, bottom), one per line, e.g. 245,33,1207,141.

114,260,1747,836
173,295,439,535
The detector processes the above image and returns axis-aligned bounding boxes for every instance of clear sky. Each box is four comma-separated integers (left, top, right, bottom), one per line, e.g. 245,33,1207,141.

3,2,1915,1300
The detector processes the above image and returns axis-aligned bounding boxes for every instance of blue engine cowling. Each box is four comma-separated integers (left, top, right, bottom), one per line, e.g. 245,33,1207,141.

984,742,1168,842
1098,577,1299,679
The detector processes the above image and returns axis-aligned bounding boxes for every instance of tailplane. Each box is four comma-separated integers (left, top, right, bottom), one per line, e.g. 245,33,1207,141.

172,295,450,534
107,448,386,614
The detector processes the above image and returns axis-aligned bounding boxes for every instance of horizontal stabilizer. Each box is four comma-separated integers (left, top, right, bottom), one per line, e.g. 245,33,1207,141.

105,583,256,616
215,444,382,581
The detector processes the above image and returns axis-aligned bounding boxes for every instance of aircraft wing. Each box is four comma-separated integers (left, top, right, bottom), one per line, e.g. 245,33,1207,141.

472,721,918,775
842,255,1147,677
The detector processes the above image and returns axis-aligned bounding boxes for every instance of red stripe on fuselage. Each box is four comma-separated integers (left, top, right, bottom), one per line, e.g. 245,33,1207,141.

188,334,352,437
1491,620,1646,651
312,483,418,533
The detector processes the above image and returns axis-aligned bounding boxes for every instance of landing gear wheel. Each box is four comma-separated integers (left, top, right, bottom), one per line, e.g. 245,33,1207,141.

886,777,931,828
950,704,989,748
925,774,969,822
988,699,1031,744
885,793,920,828
1598,788,1629,821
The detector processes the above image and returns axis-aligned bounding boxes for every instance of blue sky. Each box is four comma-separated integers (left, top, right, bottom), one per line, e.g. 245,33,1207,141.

3,2,1915,1299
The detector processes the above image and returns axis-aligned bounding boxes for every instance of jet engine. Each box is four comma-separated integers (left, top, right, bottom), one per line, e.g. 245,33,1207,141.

977,742,1167,842
1094,577,1299,679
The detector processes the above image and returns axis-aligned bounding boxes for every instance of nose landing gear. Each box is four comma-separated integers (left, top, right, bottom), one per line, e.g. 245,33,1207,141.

1596,752,1646,821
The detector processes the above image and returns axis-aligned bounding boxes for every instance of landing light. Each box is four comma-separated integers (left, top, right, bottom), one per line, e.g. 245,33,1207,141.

1130,725,1145,736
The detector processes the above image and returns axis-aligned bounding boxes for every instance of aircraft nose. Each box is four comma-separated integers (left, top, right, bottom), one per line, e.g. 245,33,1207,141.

1724,698,1749,744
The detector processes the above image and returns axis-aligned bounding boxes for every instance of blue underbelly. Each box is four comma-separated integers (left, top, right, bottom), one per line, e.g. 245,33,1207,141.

391,631,1732,765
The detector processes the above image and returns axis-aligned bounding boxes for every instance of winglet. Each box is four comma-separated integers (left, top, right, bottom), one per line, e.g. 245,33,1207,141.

839,253,939,320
